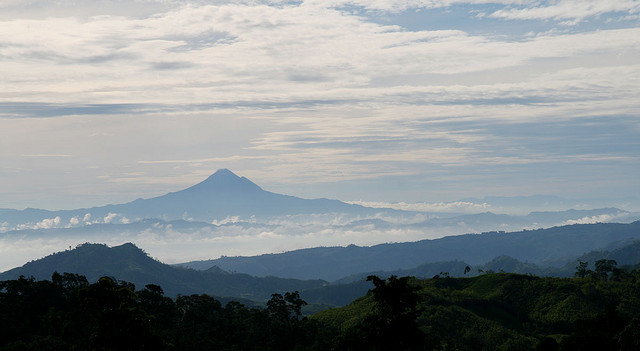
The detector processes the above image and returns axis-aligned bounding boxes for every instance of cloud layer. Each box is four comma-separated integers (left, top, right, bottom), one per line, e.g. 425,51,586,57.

1,205,636,272
0,0,638,211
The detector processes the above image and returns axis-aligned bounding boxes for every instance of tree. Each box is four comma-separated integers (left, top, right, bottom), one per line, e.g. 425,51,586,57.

266,291,308,322
284,291,307,320
51,272,89,290
79,277,163,350
345,275,431,350
593,259,618,281
574,260,590,278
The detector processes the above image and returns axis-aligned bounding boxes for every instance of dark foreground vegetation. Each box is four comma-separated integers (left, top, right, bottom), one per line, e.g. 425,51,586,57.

2,260,639,350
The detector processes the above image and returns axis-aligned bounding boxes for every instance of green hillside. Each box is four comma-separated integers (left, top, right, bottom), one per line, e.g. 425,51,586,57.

2,264,639,350
314,268,640,350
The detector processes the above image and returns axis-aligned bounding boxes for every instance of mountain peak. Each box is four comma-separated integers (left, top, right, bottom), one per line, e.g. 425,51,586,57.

208,168,239,180
184,169,263,194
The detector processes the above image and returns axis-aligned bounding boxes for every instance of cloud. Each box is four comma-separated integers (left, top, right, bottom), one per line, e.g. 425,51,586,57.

29,216,61,229
212,216,242,226
0,237,80,273
69,216,80,226
0,217,440,271
13,216,61,230
1,2,638,107
346,200,491,213
488,0,640,24
103,213,119,224
2,205,638,272
562,213,628,225
0,0,638,210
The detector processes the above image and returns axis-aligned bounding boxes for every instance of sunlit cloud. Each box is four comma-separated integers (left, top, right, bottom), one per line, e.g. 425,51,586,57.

2,205,636,271
562,213,626,225
0,0,638,213
488,0,640,24
346,200,492,213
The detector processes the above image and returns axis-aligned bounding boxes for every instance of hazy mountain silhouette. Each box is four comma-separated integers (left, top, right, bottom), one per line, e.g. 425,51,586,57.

0,169,383,225
335,238,640,283
178,221,640,281
0,242,326,300
125,169,370,220
2,170,636,232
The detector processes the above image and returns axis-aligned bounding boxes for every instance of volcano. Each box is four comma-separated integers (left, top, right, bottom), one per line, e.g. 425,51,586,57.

118,169,367,220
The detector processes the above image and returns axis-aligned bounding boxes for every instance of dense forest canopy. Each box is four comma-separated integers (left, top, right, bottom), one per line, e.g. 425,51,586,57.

2,261,640,350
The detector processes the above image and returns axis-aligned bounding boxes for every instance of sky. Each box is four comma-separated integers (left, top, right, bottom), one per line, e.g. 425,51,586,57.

1,0,639,211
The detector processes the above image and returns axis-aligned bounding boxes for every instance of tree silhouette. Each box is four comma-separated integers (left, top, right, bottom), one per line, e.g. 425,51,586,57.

574,260,590,278
593,259,618,281
266,291,307,322
343,275,433,350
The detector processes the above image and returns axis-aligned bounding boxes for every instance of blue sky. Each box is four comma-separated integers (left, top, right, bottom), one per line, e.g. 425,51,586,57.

1,0,639,210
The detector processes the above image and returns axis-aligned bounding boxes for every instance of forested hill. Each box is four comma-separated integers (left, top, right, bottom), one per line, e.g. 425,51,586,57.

2,267,639,350
179,221,640,281
333,239,640,284
314,268,640,350
0,243,326,300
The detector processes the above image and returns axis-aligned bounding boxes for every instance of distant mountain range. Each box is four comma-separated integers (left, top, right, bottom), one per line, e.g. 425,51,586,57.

2,169,637,234
178,221,640,281
0,242,327,300
4,207,634,242
0,169,401,230
0,242,372,308
459,194,640,214
3,222,640,308
2,169,639,291
335,240,640,284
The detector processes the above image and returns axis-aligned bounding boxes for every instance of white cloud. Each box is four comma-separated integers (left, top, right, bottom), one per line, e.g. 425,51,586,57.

0,219,437,271
2,205,638,272
69,216,80,226
1,2,639,106
0,237,79,272
212,216,242,226
41,216,61,229
0,0,638,210
308,0,536,12
562,213,627,225
103,213,118,224
346,200,491,213
489,0,640,24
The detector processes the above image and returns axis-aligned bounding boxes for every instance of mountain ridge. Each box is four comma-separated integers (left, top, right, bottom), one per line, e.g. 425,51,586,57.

0,242,327,300
4,227,640,307
177,221,640,281
0,169,386,227
2,170,636,235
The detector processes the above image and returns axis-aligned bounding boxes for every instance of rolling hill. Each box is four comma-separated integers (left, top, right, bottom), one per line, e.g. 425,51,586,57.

0,242,327,301
178,221,640,281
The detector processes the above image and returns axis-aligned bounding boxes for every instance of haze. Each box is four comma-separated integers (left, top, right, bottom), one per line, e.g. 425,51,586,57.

1,0,638,210
1,1,639,270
